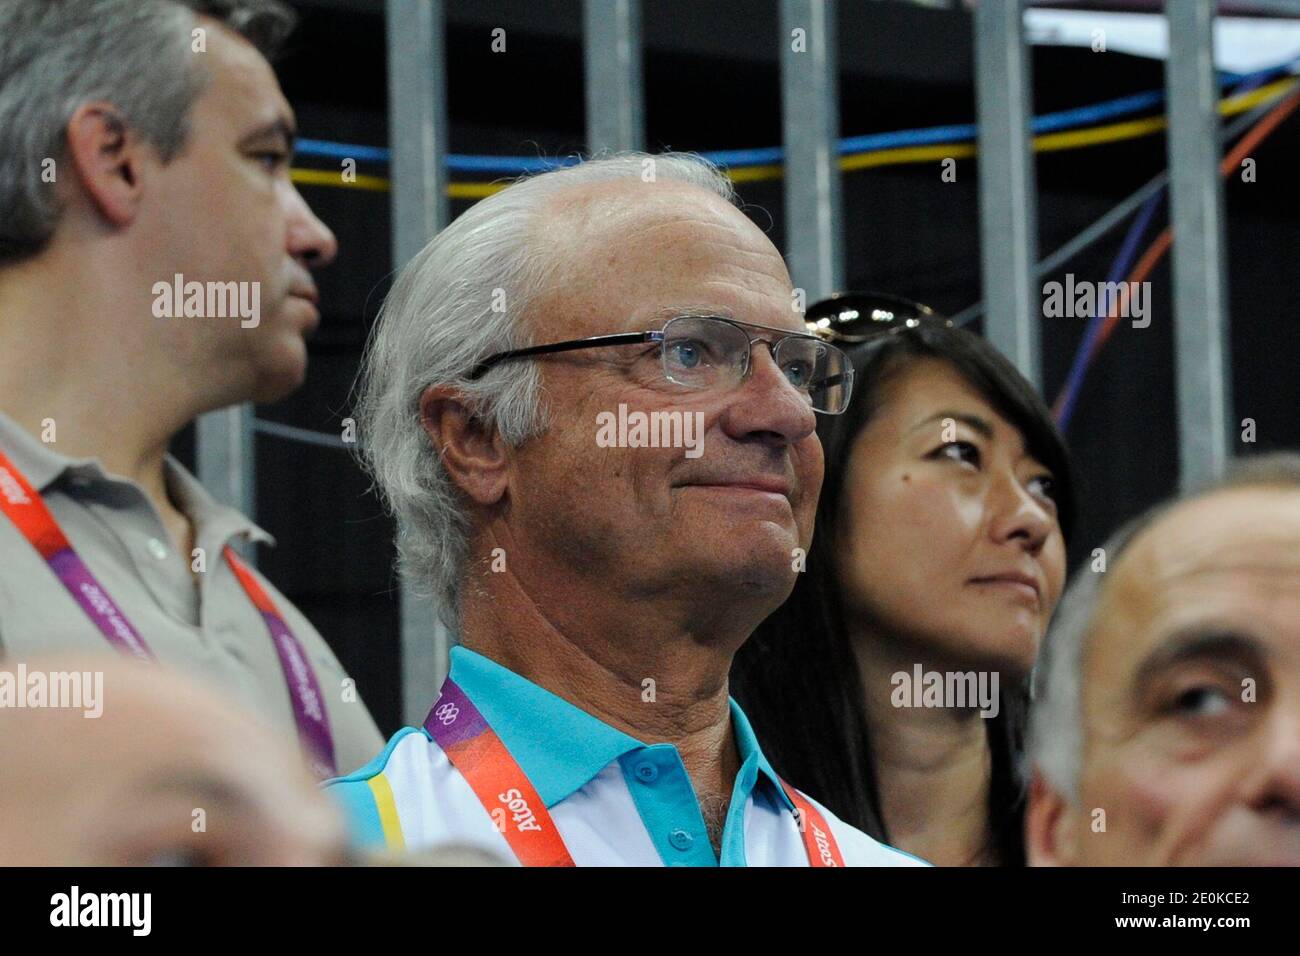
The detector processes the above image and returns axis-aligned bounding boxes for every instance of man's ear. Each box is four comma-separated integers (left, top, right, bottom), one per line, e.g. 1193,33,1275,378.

64,102,150,227
1025,768,1079,866
419,384,510,506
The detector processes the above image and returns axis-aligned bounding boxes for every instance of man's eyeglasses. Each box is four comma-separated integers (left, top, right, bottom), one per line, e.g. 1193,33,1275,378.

804,291,953,344
468,314,855,415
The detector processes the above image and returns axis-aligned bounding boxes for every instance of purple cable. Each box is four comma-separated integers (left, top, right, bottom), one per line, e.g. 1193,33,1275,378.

1055,189,1163,431
1055,71,1269,432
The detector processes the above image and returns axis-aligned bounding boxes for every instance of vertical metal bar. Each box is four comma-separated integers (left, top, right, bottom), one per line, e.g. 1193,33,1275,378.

584,0,644,152
197,403,255,564
388,0,450,262
1165,0,1231,489
386,0,452,725
975,0,1040,389
779,0,844,303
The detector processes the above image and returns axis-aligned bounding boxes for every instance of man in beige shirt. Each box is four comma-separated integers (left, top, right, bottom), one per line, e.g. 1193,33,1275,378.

0,0,382,773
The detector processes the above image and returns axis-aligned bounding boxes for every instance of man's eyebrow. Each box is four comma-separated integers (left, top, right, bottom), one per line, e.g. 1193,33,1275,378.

1131,629,1268,691
238,117,297,151
907,410,996,440
136,772,257,812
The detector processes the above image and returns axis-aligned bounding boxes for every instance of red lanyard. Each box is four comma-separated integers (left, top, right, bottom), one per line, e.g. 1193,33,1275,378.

779,779,847,866
424,676,845,866
0,447,336,778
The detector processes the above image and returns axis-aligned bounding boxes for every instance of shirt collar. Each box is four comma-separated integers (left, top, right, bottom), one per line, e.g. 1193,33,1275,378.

445,646,794,812
728,691,797,813
162,452,275,549
0,411,74,492
0,411,274,548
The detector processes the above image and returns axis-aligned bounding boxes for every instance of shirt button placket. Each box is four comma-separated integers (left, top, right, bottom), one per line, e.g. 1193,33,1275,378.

626,748,709,865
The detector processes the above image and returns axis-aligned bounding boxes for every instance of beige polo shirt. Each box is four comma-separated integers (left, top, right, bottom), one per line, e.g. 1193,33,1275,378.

0,412,383,775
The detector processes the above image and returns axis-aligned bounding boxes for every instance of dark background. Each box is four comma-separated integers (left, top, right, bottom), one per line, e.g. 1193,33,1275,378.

174,0,1300,737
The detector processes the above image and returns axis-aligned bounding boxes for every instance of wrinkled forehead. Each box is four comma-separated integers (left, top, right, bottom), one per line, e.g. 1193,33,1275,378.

1092,487,1300,676
527,180,796,340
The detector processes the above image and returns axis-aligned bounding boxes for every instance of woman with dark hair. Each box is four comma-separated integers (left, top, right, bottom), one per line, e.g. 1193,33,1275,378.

732,293,1077,866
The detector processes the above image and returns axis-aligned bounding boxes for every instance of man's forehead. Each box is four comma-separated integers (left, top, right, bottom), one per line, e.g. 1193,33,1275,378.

1121,487,1300,582
192,16,294,133
546,180,768,266
1092,487,1300,667
534,180,794,335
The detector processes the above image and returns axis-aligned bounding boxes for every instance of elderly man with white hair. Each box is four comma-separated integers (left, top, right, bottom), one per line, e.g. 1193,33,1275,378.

326,153,926,867
1026,452,1300,866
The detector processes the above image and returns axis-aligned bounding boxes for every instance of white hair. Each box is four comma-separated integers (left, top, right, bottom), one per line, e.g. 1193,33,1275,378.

1027,452,1300,801
1026,519,1138,801
353,152,737,622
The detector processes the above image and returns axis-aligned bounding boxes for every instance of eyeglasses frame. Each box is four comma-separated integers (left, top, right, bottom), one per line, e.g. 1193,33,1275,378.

466,314,855,413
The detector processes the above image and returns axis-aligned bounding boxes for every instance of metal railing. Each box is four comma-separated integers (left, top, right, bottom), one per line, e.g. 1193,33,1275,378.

196,0,1240,720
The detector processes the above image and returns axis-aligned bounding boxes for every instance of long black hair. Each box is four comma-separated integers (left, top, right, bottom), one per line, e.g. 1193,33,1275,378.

731,322,1077,865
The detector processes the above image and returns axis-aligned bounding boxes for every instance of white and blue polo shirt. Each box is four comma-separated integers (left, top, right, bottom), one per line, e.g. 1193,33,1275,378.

325,647,928,867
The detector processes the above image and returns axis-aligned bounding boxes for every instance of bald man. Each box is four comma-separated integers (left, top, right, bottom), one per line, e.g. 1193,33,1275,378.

0,655,349,866
1026,454,1300,866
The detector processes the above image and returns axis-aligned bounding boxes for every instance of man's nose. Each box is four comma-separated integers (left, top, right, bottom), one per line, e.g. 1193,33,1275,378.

718,341,818,447
284,184,338,268
1243,704,1300,817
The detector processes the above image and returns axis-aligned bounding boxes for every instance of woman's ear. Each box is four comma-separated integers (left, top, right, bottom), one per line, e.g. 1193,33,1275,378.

419,385,510,506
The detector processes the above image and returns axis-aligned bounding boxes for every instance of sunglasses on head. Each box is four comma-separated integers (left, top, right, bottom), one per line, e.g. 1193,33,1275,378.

804,291,954,344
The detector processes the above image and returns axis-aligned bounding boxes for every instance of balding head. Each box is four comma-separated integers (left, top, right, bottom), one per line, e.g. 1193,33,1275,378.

1027,454,1300,865
0,655,347,865
530,176,793,345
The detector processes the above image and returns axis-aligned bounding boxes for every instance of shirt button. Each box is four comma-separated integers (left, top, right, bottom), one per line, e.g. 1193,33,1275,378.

668,829,694,851
633,761,658,783
146,538,169,560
